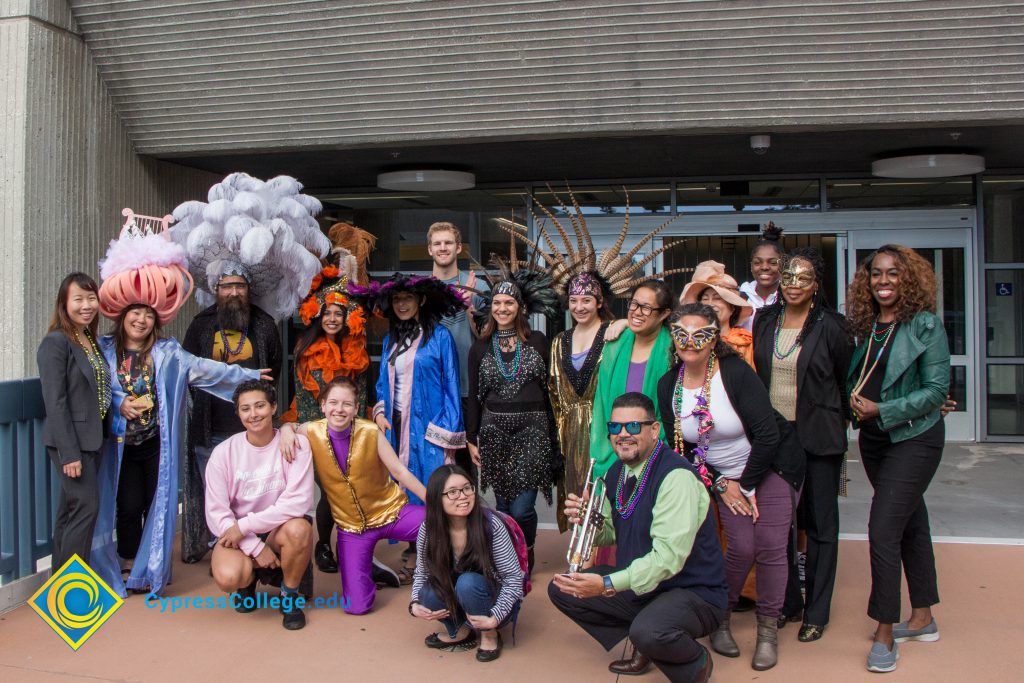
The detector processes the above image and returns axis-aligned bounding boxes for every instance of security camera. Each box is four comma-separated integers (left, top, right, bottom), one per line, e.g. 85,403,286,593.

750,135,771,155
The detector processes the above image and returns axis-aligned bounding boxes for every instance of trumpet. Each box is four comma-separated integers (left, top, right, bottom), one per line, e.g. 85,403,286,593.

566,458,606,573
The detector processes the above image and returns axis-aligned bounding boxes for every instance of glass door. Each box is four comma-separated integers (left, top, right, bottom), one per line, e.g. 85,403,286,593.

847,229,975,441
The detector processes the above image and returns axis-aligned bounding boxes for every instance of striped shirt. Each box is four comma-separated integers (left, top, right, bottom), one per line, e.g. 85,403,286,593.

411,513,523,621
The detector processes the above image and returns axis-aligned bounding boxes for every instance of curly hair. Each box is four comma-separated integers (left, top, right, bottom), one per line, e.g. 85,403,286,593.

667,303,736,365
846,244,936,339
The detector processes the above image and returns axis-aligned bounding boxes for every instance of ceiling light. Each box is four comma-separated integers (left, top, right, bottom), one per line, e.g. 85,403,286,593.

377,170,475,191
871,154,985,178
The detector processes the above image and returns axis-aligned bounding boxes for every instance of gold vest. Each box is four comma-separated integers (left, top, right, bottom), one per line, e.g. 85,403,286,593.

306,418,408,533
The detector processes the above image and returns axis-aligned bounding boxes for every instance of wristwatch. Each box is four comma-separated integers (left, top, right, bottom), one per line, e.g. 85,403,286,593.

602,575,616,597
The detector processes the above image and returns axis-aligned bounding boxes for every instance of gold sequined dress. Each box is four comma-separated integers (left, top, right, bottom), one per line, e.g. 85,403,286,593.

549,323,608,531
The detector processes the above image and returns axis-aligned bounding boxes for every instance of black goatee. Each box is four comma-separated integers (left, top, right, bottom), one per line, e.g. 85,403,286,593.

217,298,251,331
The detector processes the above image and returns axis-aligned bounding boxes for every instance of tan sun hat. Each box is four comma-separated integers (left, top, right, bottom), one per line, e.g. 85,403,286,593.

680,260,754,324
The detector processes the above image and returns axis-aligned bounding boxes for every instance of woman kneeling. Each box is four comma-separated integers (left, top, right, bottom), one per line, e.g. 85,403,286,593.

410,465,524,663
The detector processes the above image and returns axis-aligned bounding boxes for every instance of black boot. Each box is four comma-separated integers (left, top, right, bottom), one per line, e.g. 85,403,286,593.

314,541,338,573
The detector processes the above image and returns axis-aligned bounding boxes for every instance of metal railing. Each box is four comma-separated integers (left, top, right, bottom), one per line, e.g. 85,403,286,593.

0,378,58,584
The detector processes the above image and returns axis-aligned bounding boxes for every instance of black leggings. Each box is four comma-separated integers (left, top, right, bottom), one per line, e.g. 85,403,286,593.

117,436,160,560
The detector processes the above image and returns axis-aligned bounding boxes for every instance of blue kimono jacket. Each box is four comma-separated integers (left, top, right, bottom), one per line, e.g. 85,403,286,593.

373,325,465,505
91,337,258,597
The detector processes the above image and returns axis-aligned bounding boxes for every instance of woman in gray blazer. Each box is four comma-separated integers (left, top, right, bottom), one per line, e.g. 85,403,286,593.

38,272,112,569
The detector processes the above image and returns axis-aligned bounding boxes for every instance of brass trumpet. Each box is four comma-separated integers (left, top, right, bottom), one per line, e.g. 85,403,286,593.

566,458,606,573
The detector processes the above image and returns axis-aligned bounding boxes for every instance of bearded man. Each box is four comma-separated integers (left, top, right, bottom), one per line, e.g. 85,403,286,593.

181,266,283,563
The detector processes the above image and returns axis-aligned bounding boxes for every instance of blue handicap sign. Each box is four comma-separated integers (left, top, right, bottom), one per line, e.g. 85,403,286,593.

995,282,1013,297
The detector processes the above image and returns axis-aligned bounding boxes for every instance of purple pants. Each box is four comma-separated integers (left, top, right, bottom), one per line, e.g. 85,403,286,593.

717,471,798,619
337,504,425,615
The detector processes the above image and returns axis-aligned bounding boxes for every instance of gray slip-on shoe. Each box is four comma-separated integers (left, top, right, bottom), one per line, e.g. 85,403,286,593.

893,618,939,642
866,641,899,673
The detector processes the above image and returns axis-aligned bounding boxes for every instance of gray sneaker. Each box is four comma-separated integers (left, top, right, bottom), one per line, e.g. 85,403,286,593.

866,641,899,673
893,618,939,642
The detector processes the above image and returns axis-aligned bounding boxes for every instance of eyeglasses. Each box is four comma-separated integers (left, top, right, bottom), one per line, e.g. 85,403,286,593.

751,257,781,267
780,272,816,289
627,300,665,316
607,420,655,436
442,483,476,500
669,323,718,350
217,283,248,293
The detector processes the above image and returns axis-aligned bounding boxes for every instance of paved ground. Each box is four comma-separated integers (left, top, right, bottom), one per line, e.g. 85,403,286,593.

1,441,1021,682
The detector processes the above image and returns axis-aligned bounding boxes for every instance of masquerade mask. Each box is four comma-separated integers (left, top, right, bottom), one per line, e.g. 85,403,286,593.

780,263,816,289
670,323,718,350
607,420,655,436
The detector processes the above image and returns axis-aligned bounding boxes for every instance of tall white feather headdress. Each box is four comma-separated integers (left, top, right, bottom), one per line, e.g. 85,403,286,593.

170,172,332,322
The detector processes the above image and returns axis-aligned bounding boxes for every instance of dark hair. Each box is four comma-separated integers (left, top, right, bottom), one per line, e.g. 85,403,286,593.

749,221,785,259
668,303,737,361
632,279,674,327
293,301,347,366
422,465,497,616
696,285,743,328
773,247,830,344
610,392,656,420
48,272,100,340
232,379,276,408
111,303,163,361
319,376,358,404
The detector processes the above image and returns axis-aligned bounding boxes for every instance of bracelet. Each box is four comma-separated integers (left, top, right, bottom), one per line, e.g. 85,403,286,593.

408,600,419,616
712,476,729,494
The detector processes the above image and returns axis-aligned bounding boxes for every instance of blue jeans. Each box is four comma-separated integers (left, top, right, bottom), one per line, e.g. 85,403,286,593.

418,572,515,638
194,433,228,487
495,488,538,547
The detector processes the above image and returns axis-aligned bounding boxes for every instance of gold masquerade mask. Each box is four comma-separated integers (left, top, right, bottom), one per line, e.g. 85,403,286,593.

780,262,816,289
670,323,718,350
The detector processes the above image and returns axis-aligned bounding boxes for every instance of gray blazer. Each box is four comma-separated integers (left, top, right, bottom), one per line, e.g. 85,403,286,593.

37,330,108,464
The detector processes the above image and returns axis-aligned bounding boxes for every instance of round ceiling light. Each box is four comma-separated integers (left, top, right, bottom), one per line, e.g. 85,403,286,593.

377,169,475,191
871,154,985,178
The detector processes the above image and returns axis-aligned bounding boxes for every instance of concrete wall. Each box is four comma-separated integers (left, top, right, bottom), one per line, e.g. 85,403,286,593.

0,3,218,380
64,0,1024,155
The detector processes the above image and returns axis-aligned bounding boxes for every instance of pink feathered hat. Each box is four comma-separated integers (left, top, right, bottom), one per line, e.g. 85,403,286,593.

98,209,194,325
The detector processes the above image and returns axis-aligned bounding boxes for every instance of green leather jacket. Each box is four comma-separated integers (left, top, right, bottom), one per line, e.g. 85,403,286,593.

847,311,950,442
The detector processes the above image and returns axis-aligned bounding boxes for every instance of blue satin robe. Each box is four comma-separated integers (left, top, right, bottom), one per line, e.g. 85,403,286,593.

373,326,465,505
91,337,258,597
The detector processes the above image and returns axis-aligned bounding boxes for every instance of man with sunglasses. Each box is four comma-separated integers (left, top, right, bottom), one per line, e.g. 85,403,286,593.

549,392,727,683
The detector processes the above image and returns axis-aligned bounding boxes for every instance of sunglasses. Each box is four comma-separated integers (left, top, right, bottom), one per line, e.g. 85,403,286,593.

607,420,655,436
669,323,718,350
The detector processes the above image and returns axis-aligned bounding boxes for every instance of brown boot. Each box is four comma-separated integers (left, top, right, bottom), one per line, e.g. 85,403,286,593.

710,615,740,657
752,614,779,670
609,641,651,675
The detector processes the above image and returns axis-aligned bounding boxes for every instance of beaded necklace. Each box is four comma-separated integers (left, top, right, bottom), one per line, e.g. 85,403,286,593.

850,318,899,399
772,307,801,360
492,330,521,381
672,353,716,487
218,326,248,357
118,350,155,426
74,327,111,419
615,439,664,519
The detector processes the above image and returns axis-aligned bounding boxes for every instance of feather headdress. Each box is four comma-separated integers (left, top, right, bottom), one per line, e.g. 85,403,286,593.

169,172,331,322
493,186,692,301
297,221,376,328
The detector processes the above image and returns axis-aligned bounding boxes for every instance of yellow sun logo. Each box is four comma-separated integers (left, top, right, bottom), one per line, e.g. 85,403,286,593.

29,554,123,650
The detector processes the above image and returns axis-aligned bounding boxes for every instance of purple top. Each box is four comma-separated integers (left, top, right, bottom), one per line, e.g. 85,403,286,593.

328,424,353,474
571,349,589,372
625,361,647,394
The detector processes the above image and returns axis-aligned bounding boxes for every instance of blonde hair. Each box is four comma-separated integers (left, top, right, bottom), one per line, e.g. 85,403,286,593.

426,222,462,245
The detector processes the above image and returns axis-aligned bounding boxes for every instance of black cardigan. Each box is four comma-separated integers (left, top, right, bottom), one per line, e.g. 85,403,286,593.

657,354,805,492
752,305,852,457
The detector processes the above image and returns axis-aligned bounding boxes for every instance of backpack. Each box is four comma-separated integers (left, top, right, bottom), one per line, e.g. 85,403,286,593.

491,510,532,596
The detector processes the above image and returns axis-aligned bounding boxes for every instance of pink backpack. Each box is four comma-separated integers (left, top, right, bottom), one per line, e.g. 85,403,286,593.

491,510,532,596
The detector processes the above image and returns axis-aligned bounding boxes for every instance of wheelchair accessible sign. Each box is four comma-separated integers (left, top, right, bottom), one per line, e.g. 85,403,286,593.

29,554,123,650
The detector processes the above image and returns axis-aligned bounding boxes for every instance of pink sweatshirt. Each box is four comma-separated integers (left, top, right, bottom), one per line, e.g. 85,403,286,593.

204,430,314,557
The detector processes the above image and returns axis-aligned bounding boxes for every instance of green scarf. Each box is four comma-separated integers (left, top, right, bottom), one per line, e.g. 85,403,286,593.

588,327,674,477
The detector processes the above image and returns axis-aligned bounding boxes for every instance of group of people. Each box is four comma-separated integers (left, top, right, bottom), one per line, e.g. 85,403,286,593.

37,175,950,680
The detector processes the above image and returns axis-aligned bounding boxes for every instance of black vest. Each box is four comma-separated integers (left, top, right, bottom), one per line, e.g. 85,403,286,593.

604,442,728,611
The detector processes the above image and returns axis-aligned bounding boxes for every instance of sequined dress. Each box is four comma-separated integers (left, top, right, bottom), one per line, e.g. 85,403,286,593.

549,323,607,530
467,330,555,503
